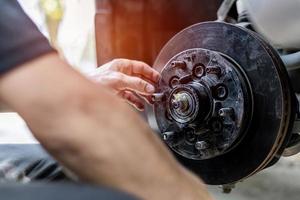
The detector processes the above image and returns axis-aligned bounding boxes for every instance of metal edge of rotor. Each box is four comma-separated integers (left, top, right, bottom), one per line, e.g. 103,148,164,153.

241,28,296,179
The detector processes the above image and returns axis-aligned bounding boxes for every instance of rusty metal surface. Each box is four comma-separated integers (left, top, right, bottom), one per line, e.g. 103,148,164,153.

147,22,296,185
95,0,222,65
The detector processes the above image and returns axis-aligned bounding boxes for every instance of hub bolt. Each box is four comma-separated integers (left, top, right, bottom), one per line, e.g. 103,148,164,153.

195,141,209,150
171,61,187,69
219,107,234,117
163,132,175,141
150,93,165,103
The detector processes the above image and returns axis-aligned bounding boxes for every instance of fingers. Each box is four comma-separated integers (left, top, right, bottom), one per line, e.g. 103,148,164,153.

93,59,159,95
113,59,160,84
119,91,145,111
114,73,156,95
131,60,160,83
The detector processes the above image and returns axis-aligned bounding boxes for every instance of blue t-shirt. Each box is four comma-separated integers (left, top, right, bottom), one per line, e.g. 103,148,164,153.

0,0,54,74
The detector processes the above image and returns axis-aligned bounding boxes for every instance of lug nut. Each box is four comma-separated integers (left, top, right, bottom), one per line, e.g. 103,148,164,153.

195,141,209,150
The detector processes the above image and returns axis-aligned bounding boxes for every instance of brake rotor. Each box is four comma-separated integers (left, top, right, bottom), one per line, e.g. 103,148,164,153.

147,22,296,185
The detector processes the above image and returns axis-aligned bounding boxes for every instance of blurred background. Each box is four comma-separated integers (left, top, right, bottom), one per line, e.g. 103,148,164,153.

0,0,299,199
19,0,97,73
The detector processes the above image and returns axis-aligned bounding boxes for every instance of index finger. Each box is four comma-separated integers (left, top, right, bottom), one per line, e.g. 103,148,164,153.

128,60,161,83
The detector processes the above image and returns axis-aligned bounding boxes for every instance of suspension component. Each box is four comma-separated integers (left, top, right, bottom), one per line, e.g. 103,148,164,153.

146,22,297,185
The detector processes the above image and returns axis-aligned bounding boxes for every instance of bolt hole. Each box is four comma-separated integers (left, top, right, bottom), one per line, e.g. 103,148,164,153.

169,76,180,88
211,120,223,133
185,130,197,143
193,63,206,78
213,84,228,100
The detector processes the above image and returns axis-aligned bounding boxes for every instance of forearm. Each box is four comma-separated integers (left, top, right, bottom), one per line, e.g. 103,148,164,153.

0,53,113,161
0,53,212,199
0,53,121,160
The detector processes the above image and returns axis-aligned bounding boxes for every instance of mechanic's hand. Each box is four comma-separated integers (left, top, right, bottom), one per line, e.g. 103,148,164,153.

0,53,212,200
89,59,160,111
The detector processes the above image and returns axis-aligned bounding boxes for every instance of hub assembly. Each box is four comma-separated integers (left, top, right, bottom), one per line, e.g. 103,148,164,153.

147,22,296,185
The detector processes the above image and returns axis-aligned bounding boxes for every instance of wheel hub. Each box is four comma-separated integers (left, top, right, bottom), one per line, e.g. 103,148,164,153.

147,22,296,185
154,48,251,160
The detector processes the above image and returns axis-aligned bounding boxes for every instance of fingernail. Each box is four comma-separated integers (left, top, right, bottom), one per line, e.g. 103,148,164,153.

146,84,155,93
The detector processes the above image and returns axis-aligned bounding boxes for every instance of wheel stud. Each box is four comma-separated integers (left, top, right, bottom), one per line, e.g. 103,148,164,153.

195,141,209,150
219,107,234,117
171,61,186,69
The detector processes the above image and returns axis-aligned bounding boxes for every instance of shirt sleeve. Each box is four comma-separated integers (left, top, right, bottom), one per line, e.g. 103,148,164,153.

0,0,56,74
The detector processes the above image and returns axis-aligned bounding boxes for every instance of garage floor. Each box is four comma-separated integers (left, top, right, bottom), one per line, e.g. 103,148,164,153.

0,113,299,199
208,156,300,200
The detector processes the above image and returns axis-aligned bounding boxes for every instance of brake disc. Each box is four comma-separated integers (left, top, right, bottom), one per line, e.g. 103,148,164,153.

147,22,296,185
